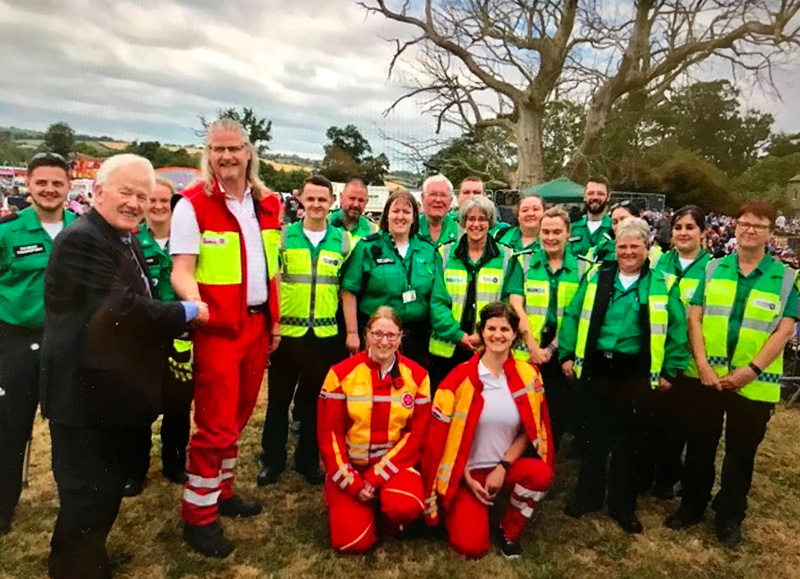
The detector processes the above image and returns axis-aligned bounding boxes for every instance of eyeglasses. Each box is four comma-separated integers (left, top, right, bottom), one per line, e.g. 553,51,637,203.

466,216,489,224
209,144,246,154
369,330,400,342
736,221,770,232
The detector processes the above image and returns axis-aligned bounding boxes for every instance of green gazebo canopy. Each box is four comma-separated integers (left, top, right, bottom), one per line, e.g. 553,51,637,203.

520,177,584,203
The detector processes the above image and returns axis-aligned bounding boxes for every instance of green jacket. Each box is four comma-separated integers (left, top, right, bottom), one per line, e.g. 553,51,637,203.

418,214,460,248
496,226,539,254
329,209,378,243
0,207,76,327
569,214,613,258
341,231,464,343
136,223,175,301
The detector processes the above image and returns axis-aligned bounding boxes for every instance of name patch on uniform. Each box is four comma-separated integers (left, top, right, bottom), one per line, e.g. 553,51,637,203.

376,258,395,265
401,393,414,409
202,236,227,246
322,256,340,267
13,243,46,258
481,276,500,285
445,276,462,284
527,286,546,294
568,235,582,243
145,256,159,267
753,298,777,311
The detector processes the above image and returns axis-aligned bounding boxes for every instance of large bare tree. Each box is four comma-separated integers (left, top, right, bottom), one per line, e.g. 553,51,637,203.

361,0,800,187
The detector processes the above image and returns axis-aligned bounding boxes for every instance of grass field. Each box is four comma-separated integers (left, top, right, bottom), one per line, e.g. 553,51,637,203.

2,384,800,579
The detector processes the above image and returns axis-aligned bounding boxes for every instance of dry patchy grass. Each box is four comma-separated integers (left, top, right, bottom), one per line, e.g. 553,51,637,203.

2,389,800,579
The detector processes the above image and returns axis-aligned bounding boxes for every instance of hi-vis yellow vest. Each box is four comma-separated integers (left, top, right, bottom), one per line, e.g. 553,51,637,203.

684,255,797,403
513,252,587,361
429,245,513,358
574,268,669,388
280,224,350,338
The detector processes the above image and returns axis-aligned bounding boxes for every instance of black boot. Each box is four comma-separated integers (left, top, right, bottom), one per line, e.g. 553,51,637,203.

218,495,262,518
715,518,742,548
256,465,283,487
183,521,234,558
664,506,704,531
295,464,325,486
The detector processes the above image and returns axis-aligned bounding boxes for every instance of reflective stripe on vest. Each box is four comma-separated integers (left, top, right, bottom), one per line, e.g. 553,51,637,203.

574,269,669,388
280,229,350,338
685,257,796,402
429,247,513,358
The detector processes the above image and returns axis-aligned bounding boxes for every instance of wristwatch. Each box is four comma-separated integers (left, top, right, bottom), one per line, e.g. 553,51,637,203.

498,460,511,471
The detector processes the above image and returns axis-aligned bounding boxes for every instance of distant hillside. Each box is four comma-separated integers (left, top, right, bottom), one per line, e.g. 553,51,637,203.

262,152,321,169
0,126,115,142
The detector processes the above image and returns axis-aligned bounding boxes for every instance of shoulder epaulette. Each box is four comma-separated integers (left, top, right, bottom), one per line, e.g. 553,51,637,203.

0,213,20,226
362,232,381,242
512,248,535,258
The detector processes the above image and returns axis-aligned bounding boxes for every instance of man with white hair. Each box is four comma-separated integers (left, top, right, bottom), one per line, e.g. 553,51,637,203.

40,154,207,578
170,118,282,558
418,174,459,247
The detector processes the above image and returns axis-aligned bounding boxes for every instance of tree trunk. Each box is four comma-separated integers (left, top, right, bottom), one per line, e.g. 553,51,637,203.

514,103,545,188
566,88,615,180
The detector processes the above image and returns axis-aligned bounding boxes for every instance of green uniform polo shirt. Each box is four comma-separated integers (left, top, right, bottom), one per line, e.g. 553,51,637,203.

0,207,76,327
690,252,799,359
329,209,378,241
340,231,463,343
569,214,613,258
137,223,175,301
418,214,460,247
496,226,539,253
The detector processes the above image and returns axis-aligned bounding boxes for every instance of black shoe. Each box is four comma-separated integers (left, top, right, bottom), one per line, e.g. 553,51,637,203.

564,498,602,519
500,536,522,559
218,495,262,518
107,552,132,574
612,514,643,534
652,484,676,500
183,521,234,558
295,465,325,486
163,469,188,485
0,512,11,535
715,519,742,548
664,507,704,531
121,478,145,498
256,465,282,487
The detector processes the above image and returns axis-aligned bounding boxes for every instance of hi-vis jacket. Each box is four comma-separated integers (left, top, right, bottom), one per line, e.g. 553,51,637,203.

421,354,553,526
318,351,431,496
182,180,282,334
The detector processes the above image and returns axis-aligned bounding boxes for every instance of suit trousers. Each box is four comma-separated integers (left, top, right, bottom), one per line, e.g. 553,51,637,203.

0,323,42,518
182,311,269,527
48,422,148,579
678,378,773,525
261,332,343,472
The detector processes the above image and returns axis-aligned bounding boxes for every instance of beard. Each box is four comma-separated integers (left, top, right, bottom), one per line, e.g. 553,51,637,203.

585,199,608,215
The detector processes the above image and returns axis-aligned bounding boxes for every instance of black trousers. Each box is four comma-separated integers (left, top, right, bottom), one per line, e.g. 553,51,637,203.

129,358,194,483
679,378,773,525
49,422,149,579
540,357,578,455
570,354,650,519
0,322,42,518
261,333,343,472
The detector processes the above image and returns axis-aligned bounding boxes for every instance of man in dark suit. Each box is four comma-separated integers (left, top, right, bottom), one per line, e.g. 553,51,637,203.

40,154,208,579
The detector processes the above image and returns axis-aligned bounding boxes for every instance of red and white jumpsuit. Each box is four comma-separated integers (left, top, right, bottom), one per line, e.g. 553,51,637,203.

318,351,430,553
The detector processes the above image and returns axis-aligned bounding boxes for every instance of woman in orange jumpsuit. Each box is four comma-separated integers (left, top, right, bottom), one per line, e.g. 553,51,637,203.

422,302,555,559
317,306,430,553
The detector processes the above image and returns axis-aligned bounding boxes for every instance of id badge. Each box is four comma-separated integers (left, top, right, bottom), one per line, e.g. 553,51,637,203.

402,290,417,303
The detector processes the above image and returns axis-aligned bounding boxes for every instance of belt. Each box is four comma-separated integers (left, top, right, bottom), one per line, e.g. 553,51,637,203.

246,303,269,315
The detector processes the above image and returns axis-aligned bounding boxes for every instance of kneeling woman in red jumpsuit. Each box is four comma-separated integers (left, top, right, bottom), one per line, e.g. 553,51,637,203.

318,306,431,553
422,302,555,559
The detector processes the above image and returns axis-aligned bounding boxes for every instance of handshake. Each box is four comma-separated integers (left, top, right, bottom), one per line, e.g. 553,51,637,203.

184,300,210,326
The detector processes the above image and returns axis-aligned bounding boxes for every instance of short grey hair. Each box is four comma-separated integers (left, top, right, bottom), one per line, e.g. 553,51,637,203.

459,195,496,229
95,154,156,188
615,217,650,245
422,173,453,196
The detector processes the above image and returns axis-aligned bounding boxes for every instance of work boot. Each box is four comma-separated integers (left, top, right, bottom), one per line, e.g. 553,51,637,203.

715,518,742,548
664,506,704,531
183,521,234,558
163,469,188,485
563,497,602,519
611,514,643,534
500,535,522,559
256,465,282,487
122,478,145,498
218,495,262,518
295,465,325,486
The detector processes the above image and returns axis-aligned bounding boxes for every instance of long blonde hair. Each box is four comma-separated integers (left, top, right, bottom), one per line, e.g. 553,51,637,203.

200,117,269,200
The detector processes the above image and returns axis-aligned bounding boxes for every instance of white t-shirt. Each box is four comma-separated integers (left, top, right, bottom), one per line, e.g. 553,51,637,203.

678,257,694,271
395,241,409,258
155,237,169,250
618,272,639,290
468,361,522,470
41,222,64,240
586,220,603,234
170,188,268,306
303,228,326,247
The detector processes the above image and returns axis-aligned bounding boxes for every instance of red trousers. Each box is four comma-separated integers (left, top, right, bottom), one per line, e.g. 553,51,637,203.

325,468,425,554
445,457,554,558
182,311,269,526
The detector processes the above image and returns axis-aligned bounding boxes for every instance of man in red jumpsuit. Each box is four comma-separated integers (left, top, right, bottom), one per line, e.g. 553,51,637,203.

170,118,282,558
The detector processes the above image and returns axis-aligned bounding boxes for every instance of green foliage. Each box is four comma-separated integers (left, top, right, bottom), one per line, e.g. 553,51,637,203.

71,142,109,157
0,131,31,165
543,100,585,179
123,141,200,169
259,162,308,193
325,124,371,164
766,132,800,158
426,126,515,188
733,152,800,212
319,125,391,185
199,107,273,155
44,122,75,157
360,153,391,186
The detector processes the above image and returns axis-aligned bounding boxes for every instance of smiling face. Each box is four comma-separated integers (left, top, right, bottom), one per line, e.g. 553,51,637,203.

387,197,414,237
207,128,250,183
458,179,484,207
735,212,772,250
611,206,634,234
94,163,152,232
616,234,648,274
301,183,333,222
341,182,367,221
518,196,544,233
26,166,70,215
672,213,703,255
367,317,402,366
422,180,453,219
539,215,569,256
146,182,172,228
584,181,609,215
481,315,516,356
465,207,489,245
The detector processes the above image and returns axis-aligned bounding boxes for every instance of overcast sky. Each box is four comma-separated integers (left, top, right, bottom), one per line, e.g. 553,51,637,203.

1,0,799,169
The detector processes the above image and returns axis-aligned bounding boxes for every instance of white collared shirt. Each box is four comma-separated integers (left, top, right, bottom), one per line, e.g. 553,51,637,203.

170,187,268,306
